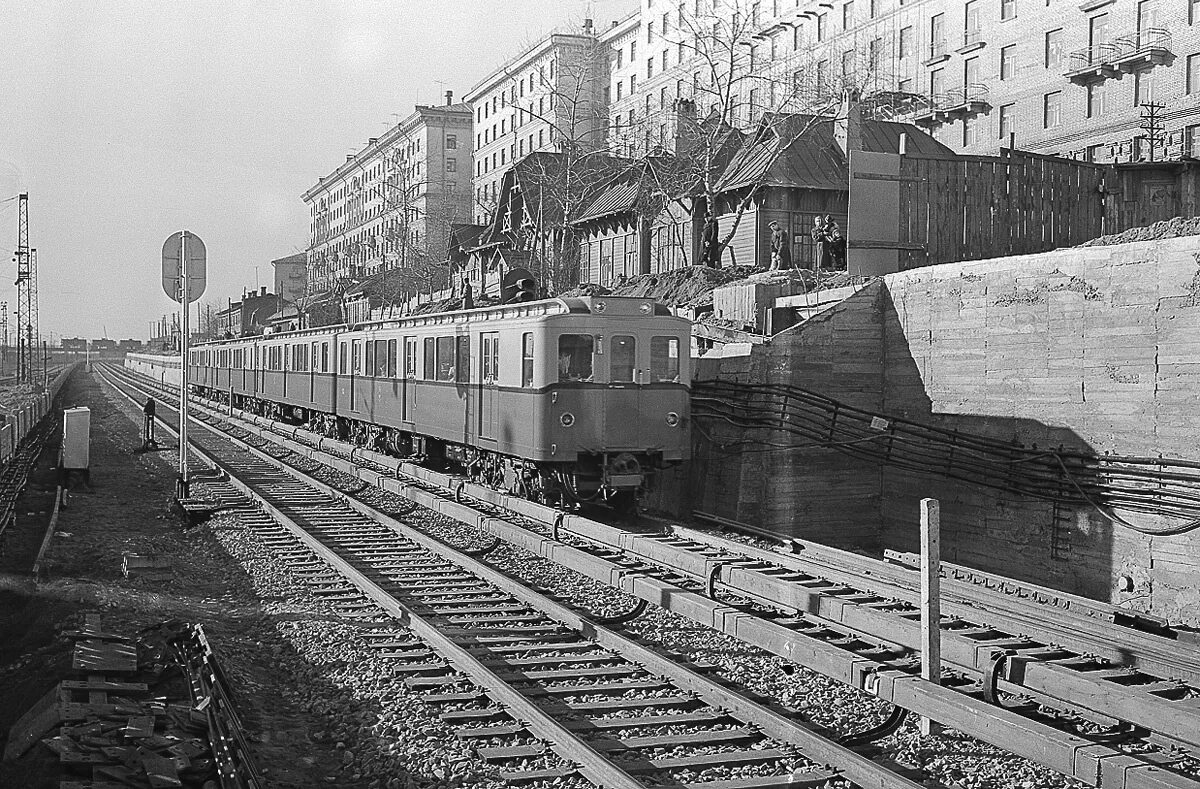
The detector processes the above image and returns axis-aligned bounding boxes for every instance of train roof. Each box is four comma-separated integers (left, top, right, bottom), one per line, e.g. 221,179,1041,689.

195,296,682,348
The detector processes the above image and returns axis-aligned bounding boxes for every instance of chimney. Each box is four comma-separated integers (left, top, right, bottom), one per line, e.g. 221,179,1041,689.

346,154,354,162
834,88,863,158
583,18,594,34
261,286,267,297
445,90,454,106
368,137,378,145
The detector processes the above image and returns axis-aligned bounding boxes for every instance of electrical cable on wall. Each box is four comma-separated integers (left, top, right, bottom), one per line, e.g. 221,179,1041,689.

693,380,1200,535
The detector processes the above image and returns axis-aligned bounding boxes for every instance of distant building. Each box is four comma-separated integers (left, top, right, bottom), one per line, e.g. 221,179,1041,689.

465,23,611,224
272,252,307,305
214,288,280,338
61,338,87,353
302,97,474,296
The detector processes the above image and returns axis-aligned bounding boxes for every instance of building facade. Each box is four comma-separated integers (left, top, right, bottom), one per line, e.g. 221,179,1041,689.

271,252,307,306
465,25,611,224
604,0,1199,162
302,98,474,295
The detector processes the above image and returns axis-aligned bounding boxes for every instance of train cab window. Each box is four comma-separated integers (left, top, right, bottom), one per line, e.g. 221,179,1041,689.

521,333,534,387
481,332,499,384
423,338,435,379
651,337,680,382
352,340,362,374
558,334,594,382
610,336,636,383
404,337,417,378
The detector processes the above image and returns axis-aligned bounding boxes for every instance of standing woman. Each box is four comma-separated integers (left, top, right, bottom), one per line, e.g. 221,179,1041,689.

811,216,831,270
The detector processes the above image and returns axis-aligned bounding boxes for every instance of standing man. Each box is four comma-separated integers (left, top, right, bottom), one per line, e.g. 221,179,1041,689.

768,221,792,271
811,216,831,270
701,210,721,268
143,396,157,449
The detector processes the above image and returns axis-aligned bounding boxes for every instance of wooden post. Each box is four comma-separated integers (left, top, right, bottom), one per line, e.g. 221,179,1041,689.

920,497,942,736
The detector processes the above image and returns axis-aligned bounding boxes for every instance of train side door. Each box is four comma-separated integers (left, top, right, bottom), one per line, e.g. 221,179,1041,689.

350,339,361,412
402,337,417,423
479,332,499,441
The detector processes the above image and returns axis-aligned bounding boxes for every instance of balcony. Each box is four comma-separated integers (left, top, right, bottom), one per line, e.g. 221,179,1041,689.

958,27,985,54
912,85,990,127
923,39,950,66
941,84,992,117
1108,28,1172,71
1064,45,1120,82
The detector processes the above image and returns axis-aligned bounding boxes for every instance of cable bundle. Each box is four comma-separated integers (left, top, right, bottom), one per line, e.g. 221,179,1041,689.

693,379,1200,535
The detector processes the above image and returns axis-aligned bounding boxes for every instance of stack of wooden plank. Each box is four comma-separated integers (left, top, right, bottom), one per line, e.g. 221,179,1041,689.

1,614,221,789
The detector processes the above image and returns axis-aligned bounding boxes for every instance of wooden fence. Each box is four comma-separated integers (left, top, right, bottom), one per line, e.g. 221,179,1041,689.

896,149,1108,270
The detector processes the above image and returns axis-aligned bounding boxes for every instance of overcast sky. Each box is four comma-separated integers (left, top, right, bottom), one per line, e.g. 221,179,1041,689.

0,0,635,341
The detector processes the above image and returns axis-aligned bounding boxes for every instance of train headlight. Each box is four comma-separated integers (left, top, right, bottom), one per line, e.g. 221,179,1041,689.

560,412,576,427
665,411,680,427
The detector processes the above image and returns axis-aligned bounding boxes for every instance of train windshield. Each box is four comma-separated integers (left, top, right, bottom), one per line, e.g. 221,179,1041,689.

611,336,636,382
558,334,594,382
651,337,680,382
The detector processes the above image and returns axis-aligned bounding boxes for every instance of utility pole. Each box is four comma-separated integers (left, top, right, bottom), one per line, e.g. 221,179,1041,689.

1139,102,1164,163
12,193,36,385
0,302,7,379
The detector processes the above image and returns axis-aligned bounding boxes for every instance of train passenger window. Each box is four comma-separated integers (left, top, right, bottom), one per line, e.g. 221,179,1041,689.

352,340,362,374
521,333,534,387
404,338,417,378
388,339,397,377
365,341,375,376
435,336,455,381
322,343,329,373
558,334,594,382
311,342,318,372
481,332,499,383
456,336,471,382
339,343,347,374
374,340,388,376
611,336,636,383
651,337,680,382
423,338,435,379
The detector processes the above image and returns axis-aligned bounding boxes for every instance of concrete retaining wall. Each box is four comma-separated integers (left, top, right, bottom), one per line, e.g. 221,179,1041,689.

692,235,1200,623
0,364,77,465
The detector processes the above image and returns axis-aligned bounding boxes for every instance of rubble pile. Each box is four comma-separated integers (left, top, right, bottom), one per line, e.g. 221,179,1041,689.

1080,217,1200,247
3,615,254,788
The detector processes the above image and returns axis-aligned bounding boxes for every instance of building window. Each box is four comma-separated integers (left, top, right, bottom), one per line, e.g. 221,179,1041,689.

842,0,854,29
929,67,944,98
1084,144,1103,163
964,56,980,87
446,134,457,150
446,157,457,172
1043,91,1061,128
1188,53,1200,94
999,103,1017,141
1134,68,1156,105
929,13,945,58
616,48,623,68
1086,82,1106,117
648,57,654,78
1192,0,1200,25
1000,45,1017,79
647,21,654,42
869,37,883,71
816,60,829,95
1001,0,1016,21
964,0,980,44
816,13,827,41
1186,124,1200,156
963,116,979,147
842,50,854,79
899,26,914,59
1045,29,1063,69
616,81,624,100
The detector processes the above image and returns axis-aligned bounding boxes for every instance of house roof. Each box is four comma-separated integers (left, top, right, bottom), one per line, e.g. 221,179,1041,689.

717,113,954,193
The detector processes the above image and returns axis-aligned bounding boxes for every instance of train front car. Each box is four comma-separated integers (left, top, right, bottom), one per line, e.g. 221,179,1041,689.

537,296,690,509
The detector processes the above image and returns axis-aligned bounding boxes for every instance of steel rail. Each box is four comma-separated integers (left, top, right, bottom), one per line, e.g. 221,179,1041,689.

98,365,928,789
104,364,1200,789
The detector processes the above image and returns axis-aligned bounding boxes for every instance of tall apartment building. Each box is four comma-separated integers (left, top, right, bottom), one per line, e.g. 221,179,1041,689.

605,0,1200,162
303,97,473,294
465,24,611,224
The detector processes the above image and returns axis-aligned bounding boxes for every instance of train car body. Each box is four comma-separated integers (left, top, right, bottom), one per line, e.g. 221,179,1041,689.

189,296,690,506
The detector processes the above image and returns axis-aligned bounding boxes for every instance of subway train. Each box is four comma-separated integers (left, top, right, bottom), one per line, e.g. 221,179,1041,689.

188,296,691,509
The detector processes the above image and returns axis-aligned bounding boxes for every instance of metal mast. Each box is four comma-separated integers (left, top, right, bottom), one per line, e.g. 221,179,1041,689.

13,193,36,385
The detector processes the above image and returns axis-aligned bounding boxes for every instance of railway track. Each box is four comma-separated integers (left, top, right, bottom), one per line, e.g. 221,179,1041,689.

99,367,932,789
104,363,1200,789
